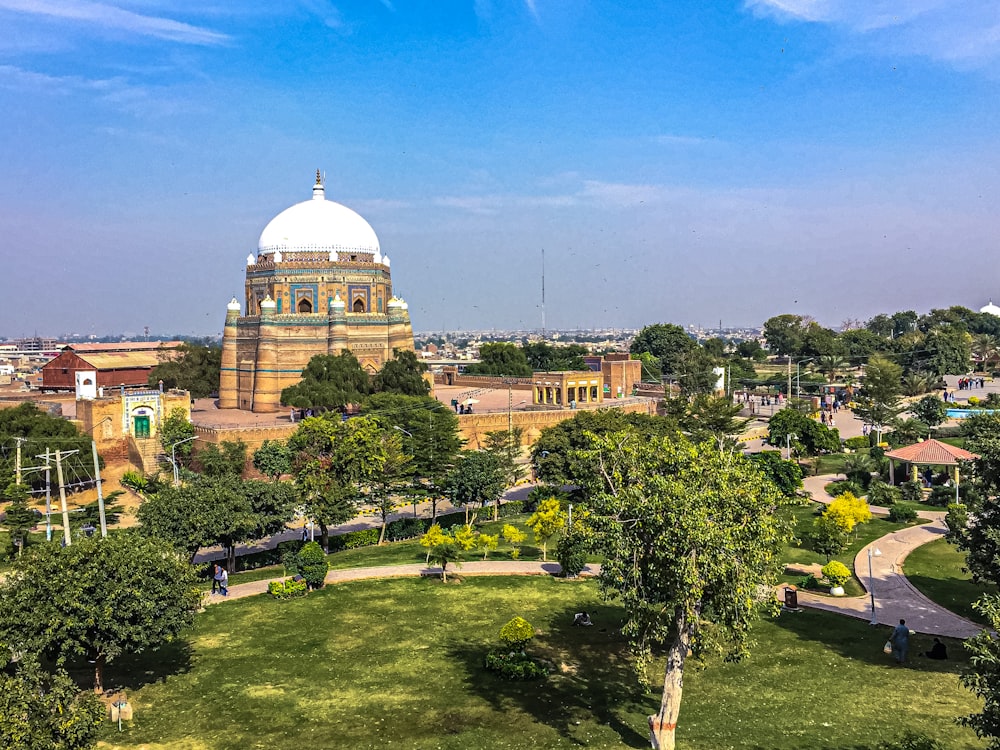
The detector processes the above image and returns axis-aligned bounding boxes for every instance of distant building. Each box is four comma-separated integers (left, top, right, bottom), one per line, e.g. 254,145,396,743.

981,300,1000,316
219,172,415,413
40,342,181,392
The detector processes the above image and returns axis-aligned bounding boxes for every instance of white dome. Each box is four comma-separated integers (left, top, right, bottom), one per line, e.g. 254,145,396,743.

981,300,1000,316
257,173,380,256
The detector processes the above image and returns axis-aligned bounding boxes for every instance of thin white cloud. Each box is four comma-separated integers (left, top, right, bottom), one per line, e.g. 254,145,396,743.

0,0,229,44
746,0,1000,65
524,0,539,22
298,0,346,30
654,134,720,146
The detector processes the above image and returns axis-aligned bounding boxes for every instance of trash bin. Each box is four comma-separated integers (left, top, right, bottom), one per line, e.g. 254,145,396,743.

784,586,799,610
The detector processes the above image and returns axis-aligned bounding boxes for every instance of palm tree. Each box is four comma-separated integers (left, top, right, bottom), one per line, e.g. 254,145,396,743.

841,453,875,487
901,372,936,397
430,541,461,582
972,334,999,371
817,355,846,383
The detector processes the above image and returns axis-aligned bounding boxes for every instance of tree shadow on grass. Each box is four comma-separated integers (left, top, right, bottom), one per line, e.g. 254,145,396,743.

768,607,968,675
62,638,193,693
447,603,652,748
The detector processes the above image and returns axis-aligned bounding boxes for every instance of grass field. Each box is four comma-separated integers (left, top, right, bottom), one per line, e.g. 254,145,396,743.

904,537,997,625
95,576,983,750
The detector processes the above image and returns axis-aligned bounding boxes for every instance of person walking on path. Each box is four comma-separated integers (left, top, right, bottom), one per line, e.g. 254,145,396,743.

212,564,223,594
219,567,229,597
891,618,910,664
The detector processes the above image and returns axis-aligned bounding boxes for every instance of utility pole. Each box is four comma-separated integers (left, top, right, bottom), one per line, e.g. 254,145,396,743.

48,449,78,546
45,448,52,541
14,436,25,484
786,357,791,403
92,440,107,537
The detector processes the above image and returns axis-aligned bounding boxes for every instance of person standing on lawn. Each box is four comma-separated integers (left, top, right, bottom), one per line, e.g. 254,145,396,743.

219,567,229,597
891,619,910,664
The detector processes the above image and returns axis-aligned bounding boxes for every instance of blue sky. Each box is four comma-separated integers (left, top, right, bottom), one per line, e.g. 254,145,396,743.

3,0,1000,337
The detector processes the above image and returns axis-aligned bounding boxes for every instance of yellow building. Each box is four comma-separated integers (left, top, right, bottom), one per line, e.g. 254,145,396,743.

220,172,415,413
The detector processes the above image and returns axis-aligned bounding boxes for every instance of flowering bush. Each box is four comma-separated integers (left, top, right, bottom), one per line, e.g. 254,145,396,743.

499,616,534,650
821,560,851,587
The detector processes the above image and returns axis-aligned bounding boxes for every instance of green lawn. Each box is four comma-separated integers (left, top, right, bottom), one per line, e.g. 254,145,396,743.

904,537,997,626
96,577,983,750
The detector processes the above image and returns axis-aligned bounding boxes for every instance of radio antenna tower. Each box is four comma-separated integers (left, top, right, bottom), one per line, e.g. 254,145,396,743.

541,248,546,338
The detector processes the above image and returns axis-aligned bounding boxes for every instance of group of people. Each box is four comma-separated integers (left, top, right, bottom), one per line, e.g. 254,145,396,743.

956,376,985,391
449,399,474,414
888,618,948,664
212,564,229,597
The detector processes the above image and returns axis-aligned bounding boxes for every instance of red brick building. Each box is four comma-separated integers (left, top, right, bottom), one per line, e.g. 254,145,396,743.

41,342,182,392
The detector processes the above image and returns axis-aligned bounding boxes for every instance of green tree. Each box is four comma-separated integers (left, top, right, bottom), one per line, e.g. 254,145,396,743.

137,475,295,570
483,427,526,487
430,540,461,582
947,418,1000,589
502,523,526,558
746,451,803,497
960,595,1000,749
372,349,430,396
812,514,849,560
522,342,588,371
444,451,507,524
252,439,292,482
147,342,221,398
633,351,663,382
288,415,384,551
360,394,462,490
577,430,790,750
195,439,247,478
365,428,412,544
911,326,972,377
736,339,766,361
672,394,750,450
0,659,105,750
526,497,566,561
866,314,894,339
673,347,719,396
0,403,95,491
0,532,200,692
280,352,371,411
3,482,36,557
767,408,841,456
762,314,805,357
159,407,196,465
854,355,904,442
464,343,532,377
294,541,329,589
630,323,697,368
531,409,678,484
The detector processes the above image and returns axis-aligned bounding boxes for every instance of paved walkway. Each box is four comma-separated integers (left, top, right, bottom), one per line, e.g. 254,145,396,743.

792,474,982,638
203,561,601,604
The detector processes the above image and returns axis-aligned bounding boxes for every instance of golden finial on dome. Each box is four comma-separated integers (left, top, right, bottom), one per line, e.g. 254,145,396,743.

315,168,322,185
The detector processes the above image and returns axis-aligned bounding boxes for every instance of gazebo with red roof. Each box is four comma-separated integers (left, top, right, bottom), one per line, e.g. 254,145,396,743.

884,439,980,486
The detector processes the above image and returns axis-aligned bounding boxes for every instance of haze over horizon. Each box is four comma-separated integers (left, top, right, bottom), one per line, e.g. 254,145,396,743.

3,1,1000,338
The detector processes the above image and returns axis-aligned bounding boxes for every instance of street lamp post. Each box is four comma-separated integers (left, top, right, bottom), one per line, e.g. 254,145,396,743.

796,358,814,399
169,436,198,486
785,433,797,461
868,546,882,625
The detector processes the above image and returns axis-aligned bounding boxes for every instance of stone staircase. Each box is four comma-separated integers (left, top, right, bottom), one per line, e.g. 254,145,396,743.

128,437,164,474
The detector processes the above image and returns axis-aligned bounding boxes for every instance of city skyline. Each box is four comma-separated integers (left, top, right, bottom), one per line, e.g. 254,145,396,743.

3,1,1000,337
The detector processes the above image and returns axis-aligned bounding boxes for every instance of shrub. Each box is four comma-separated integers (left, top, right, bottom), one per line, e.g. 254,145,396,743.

120,470,148,492
927,485,957,507
900,480,924,504
484,649,548,680
268,578,307,599
497,500,524,518
499,616,534,650
556,530,588,577
331,528,380,551
525,485,568,513
867,480,901,507
824,480,862,498
968,396,980,406
385,517,425,541
888,503,918,523
821,560,851,587
295,541,329,589
844,436,869,451
876,731,944,750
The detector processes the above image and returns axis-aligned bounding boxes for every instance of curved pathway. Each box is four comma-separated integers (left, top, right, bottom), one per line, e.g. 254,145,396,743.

794,475,982,638
204,561,601,604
